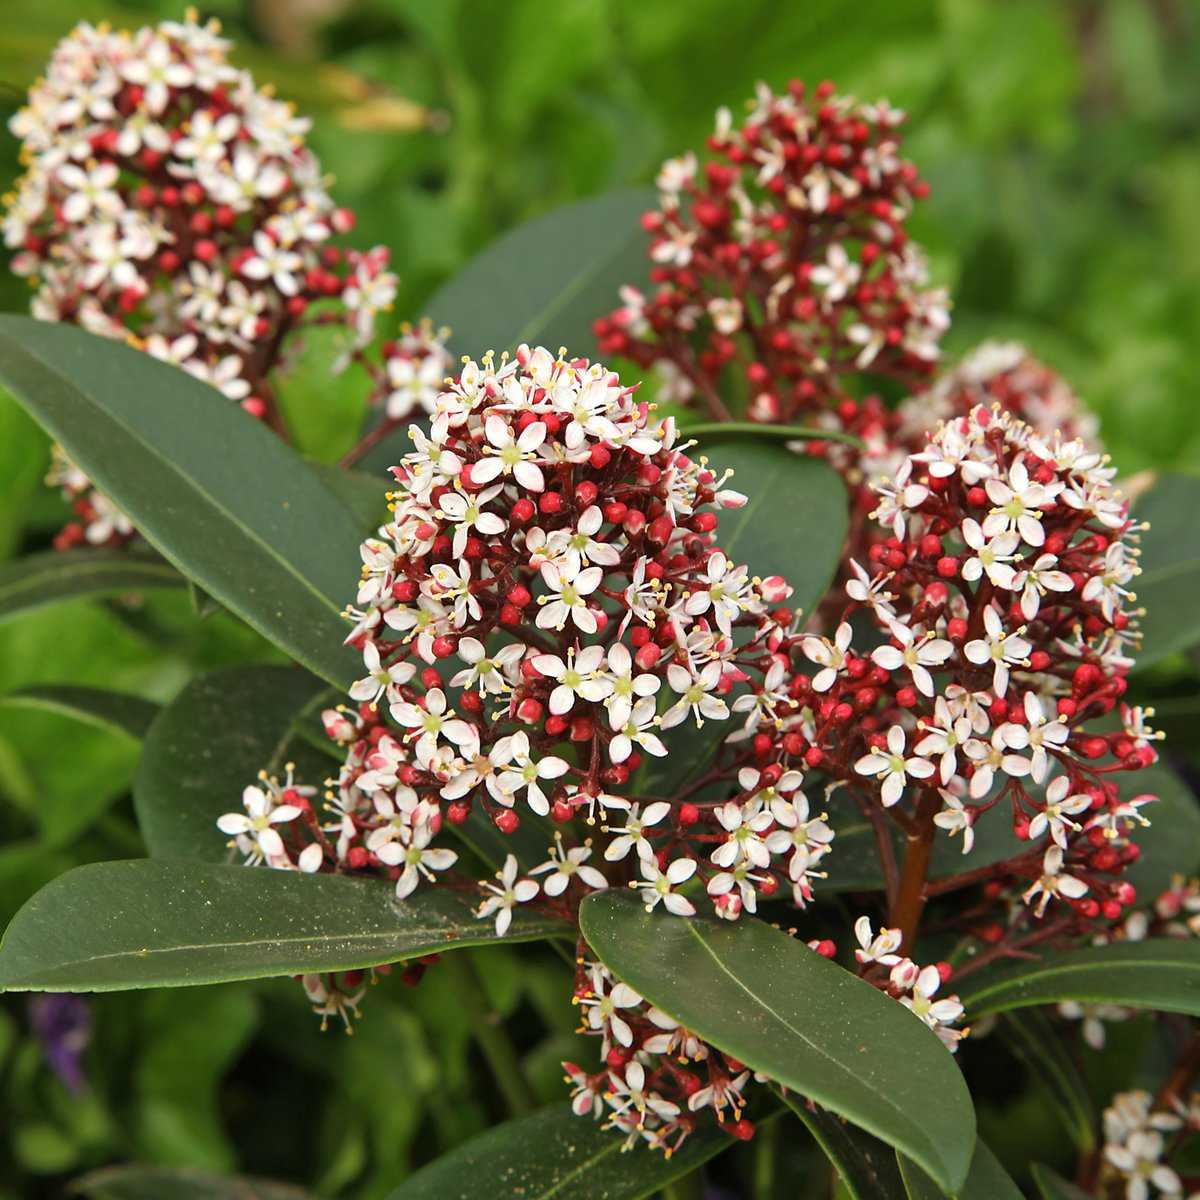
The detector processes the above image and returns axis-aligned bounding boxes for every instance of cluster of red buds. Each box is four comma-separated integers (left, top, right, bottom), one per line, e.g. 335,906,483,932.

4,12,450,548
799,401,1157,961
593,80,949,428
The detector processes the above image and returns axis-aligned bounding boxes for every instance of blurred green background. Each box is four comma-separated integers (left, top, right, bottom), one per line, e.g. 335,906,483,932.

0,1,1197,1196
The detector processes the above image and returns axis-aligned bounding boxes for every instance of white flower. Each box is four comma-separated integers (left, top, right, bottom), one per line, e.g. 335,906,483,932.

491,731,571,816
532,645,612,715
531,834,607,896
1028,776,1092,848
684,552,754,635
389,687,478,761
660,661,729,728
853,916,903,966
375,821,458,899
915,697,972,784
241,230,303,296
870,621,952,697
438,484,506,558
802,621,853,692
960,519,1020,590
536,562,603,634
963,606,1031,697
933,790,975,854
1022,846,1088,917
710,800,773,869
603,802,672,862
217,784,302,863
1016,553,1073,620
983,456,1061,548
602,642,661,730
609,696,667,765
472,415,547,492
578,965,642,1047
636,856,697,916
348,641,416,707
854,725,935,807
998,692,1068,782
810,242,861,304
450,638,524,696
475,854,539,936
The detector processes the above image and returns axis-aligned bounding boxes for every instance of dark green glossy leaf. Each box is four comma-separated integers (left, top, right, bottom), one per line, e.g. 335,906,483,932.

1030,1163,1094,1200
426,188,655,362
898,1140,1023,1199
359,189,656,473
780,1095,906,1199
0,548,183,624
1132,472,1200,669
697,440,848,617
956,939,1200,1019
0,316,362,686
72,1164,314,1198
309,462,390,533
0,685,159,741
0,860,568,991
579,891,975,1192
385,1101,733,1200
134,665,332,862
998,1010,1095,1150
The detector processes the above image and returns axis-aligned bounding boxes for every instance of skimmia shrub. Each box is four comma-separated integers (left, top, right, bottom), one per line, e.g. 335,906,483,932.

3,12,450,548
0,36,1198,1200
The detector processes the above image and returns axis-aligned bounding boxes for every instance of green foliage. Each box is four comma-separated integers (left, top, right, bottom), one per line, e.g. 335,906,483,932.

0,861,568,991
580,892,975,1191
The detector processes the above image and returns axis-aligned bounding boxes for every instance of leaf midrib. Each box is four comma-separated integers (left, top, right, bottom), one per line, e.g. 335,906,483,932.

682,922,947,1181
0,333,348,624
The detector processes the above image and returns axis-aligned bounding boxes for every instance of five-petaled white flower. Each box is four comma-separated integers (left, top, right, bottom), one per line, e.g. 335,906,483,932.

636,856,697,916
854,725,935,807
475,854,539,936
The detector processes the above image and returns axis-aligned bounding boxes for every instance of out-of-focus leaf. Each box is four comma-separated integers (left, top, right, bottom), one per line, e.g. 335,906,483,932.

898,1139,1023,1199
0,685,159,741
780,1095,906,1199
956,939,1200,1018
580,891,975,1193
998,1010,1096,1151
384,1101,734,1200
0,316,363,687
0,860,569,991
1132,472,1200,669
0,549,183,625
309,462,390,533
425,187,655,360
71,1164,314,1199
134,665,331,862
1029,1163,1094,1200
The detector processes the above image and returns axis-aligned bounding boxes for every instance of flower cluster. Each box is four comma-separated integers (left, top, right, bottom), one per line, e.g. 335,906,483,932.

801,401,1156,946
898,341,1101,454
4,12,444,548
1100,1090,1190,1200
593,79,949,427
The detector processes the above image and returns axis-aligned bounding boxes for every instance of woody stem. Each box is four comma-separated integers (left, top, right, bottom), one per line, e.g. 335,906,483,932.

889,790,941,954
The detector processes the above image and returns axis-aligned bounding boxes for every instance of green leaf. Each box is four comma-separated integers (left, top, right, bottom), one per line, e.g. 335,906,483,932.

956,939,1200,1019
579,891,975,1192
780,1095,906,1199
0,860,569,991
1132,471,1200,669
134,665,332,862
71,1164,314,1199
0,548,183,625
309,461,390,533
358,189,657,473
698,440,848,616
898,1140,1023,1199
384,1101,734,1200
426,188,655,362
0,685,159,741
998,1011,1096,1150
0,316,363,687
1029,1163,1094,1200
